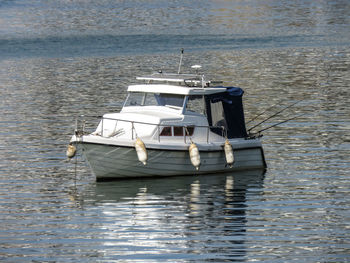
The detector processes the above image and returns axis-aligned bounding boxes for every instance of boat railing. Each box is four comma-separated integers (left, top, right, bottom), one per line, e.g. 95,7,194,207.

96,116,227,144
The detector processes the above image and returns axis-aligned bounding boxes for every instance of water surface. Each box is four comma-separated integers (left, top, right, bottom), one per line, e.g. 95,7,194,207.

0,0,349,262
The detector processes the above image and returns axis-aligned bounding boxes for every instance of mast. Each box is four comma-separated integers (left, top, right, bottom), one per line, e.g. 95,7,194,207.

177,48,184,74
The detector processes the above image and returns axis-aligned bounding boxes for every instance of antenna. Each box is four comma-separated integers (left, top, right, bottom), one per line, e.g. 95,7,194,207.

191,65,202,74
177,48,184,74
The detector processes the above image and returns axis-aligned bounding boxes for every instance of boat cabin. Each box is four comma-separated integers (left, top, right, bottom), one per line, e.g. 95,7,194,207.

94,73,248,142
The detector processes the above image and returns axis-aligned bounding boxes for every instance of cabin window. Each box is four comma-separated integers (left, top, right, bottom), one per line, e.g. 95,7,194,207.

186,95,205,115
124,92,158,106
160,126,172,136
210,101,227,128
124,92,185,109
173,126,184,136
155,94,185,108
143,93,158,106
160,126,194,136
185,126,195,136
124,92,144,106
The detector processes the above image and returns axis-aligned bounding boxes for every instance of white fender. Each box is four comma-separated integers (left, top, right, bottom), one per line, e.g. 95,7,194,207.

224,139,234,168
66,144,76,159
135,138,148,165
189,142,200,170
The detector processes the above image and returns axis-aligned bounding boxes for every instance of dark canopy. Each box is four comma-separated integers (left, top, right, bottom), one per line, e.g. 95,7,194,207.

205,87,248,138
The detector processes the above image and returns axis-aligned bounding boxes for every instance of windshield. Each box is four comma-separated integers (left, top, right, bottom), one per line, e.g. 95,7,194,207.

124,92,185,108
186,95,206,115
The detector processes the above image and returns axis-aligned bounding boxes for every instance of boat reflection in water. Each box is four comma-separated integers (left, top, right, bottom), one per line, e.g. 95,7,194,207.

87,169,265,260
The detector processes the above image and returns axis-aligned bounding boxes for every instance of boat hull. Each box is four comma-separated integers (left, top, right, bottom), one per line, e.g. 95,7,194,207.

78,142,266,181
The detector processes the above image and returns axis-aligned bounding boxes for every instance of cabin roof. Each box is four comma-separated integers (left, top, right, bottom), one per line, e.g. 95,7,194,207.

128,84,227,95
136,73,199,83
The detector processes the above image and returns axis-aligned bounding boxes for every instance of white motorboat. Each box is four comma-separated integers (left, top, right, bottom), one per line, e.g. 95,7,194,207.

68,63,266,181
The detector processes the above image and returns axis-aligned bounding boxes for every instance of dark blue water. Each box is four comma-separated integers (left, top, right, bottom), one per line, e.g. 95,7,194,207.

1,0,350,59
2,33,348,60
0,0,350,262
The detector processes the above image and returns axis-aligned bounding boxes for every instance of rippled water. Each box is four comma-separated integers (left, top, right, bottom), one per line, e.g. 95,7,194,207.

1,0,350,262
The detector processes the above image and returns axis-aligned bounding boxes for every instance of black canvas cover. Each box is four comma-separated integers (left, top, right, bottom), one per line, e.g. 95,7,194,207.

205,87,248,138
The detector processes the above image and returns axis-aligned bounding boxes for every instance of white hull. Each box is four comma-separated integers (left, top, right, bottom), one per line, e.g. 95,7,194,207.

79,142,266,180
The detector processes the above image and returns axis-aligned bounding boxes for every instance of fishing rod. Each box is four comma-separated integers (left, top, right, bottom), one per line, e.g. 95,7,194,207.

246,99,283,125
255,113,306,134
247,99,302,132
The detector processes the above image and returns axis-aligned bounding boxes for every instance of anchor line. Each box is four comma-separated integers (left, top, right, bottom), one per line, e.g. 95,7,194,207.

74,144,78,185
131,122,139,139
73,115,85,183
184,126,193,143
